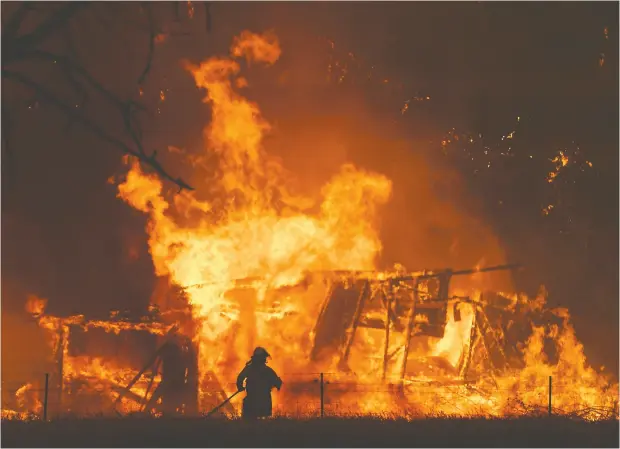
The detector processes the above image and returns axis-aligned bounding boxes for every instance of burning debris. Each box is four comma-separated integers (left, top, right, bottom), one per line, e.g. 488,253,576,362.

8,265,619,420
5,30,618,421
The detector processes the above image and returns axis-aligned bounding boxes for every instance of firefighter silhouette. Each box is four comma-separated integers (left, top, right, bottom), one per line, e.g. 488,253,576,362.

236,347,283,419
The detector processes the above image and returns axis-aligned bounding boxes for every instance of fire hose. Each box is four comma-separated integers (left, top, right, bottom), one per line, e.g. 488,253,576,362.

206,390,242,417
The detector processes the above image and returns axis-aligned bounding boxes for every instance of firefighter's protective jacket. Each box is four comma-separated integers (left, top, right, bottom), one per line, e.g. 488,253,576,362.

236,362,282,418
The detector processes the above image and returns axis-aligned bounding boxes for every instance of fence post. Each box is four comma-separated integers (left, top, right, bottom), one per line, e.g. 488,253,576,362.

43,373,49,421
548,375,552,417
320,373,324,418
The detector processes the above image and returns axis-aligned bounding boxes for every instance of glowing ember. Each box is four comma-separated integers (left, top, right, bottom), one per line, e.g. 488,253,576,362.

547,150,570,183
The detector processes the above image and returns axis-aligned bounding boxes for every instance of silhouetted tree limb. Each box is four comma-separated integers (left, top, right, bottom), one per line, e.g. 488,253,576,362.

10,3,87,51
1,3,34,40
3,69,192,191
138,4,156,88
2,2,212,192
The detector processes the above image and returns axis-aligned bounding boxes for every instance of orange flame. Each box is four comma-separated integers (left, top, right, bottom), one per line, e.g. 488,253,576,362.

119,29,391,397
10,30,617,421
114,30,618,419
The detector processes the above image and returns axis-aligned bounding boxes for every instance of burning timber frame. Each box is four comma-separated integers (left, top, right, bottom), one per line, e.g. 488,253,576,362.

30,310,211,416
199,262,522,384
112,326,206,416
308,263,522,383
32,263,521,416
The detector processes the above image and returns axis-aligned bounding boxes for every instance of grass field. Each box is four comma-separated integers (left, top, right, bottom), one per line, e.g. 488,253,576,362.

1,416,618,448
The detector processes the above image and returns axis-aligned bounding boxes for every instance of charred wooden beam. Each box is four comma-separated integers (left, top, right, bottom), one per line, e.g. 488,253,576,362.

310,281,334,353
114,325,179,410
413,263,522,281
382,287,392,382
108,382,149,407
339,280,370,370
183,263,521,290
399,279,419,382
380,288,401,329
140,358,161,408
55,325,68,411
458,306,479,379
476,306,509,371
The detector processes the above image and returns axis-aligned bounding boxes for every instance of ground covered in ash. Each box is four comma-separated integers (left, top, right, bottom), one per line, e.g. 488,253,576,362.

1,416,618,448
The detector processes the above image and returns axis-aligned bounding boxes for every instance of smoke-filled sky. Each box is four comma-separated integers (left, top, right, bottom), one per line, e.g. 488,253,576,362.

2,2,618,376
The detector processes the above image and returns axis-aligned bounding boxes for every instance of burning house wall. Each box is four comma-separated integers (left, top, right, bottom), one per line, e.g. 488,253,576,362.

4,30,618,421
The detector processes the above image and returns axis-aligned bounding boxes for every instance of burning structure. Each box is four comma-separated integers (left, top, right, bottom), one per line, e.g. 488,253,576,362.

8,262,618,420
3,30,618,421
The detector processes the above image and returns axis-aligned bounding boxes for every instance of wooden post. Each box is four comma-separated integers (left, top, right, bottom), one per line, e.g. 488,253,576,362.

55,326,65,411
320,373,324,418
458,305,478,378
57,324,73,411
340,280,370,368
382,288,392,382
43,373,49,421
548,375,552,416
114,325,178,409
312,282,334,338
310,282,335,362
399,279,418,381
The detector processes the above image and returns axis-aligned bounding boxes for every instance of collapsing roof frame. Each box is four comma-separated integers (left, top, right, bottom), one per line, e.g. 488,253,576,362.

180,262,522,385
309,264,522,384
29,311,183,415
34,309,239,417
31,263,520,416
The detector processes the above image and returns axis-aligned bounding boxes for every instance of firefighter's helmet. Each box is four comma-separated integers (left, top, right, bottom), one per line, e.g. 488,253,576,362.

252,347,270,359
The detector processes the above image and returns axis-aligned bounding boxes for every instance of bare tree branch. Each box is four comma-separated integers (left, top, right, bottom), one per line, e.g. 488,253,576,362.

59,22,89,132
3,69,193,192
137,3,156,87
17,50,146,113
1,2,216,192
11,3,88,50
1,3,34,40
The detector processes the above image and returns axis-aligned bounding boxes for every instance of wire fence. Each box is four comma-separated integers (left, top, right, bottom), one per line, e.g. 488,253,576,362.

2,372,618,421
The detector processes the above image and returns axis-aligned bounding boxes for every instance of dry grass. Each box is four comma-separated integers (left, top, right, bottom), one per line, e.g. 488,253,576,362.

1,415,618,448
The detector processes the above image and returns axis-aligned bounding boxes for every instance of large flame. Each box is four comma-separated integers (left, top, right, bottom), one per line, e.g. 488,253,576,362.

6,30,617,421
118,31,391,381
